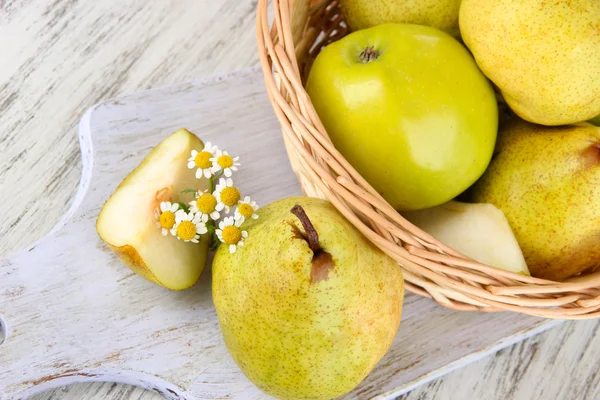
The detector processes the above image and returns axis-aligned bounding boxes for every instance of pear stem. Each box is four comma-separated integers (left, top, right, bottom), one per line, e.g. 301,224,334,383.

290,204,320,252
359,46,379,63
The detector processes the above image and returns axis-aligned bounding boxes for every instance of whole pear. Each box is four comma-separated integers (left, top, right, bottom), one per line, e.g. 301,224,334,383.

469,118,600,281
459,0,600,126
212,197,404,399
341,0,462,37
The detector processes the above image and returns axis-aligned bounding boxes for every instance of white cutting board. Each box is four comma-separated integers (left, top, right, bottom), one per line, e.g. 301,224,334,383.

0,67,561,400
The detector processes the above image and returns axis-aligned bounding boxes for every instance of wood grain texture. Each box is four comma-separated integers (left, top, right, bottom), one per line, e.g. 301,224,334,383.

0,1,598,399
31,319,600,400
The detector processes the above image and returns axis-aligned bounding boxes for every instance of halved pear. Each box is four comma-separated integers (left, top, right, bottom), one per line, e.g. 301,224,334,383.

403,201,530,275
96,128,210,290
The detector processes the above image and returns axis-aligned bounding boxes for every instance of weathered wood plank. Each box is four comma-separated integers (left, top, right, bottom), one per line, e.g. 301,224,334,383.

2,1,598,400
2,67,558,400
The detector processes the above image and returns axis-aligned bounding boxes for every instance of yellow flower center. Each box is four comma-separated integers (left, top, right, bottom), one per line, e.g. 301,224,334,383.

196,193,217,214
194,151,213,169
238,203,254,218
220,187,241,207
222,226,242,245
217,154,234,168
176,221,196,241
158,211,176,229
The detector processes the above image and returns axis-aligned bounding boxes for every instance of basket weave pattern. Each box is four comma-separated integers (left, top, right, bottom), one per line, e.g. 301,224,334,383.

256,0,600,319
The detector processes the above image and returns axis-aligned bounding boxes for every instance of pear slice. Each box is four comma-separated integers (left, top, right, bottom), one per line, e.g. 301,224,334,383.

96,128,210,290
403,201,530,275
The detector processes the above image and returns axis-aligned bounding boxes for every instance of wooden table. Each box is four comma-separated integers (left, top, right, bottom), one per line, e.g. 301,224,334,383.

1,1,598,399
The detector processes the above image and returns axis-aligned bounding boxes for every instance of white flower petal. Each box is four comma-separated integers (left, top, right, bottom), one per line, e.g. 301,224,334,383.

218,221,226,230
195,169,202,179
187,161,195,169
191,150,198,157
226,178,233,186
197,225,208,234
203,169,212,178
252,214,259,219
175,209,187,221
210,211,220,220
170,203,179,212
215,202,225,211
224,169,232,177
161,228,168,236
229,244,237,254
241,231,248,238
191,238,199,244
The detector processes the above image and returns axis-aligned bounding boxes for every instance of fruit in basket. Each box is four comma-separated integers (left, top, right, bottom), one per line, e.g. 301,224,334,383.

96,129,210,290
212,197,404,399
459,0,600,126
403,201,530,275
306,24,498,211
469,119,600,281
340,0,461,37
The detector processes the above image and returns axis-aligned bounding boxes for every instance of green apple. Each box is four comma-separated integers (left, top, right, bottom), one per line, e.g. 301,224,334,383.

306,24,498,211
96,129,210,290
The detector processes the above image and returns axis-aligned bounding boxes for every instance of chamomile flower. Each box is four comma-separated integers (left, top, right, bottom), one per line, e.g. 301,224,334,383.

214,178,241,213
216,216,248,254
171,210,208,243
154,201,180,236
211,150,240,177
187,142,219,179
189,190,221,220
235,196,259,222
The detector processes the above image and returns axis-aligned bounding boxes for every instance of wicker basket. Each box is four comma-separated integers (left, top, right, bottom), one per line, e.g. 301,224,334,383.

255,0,600,319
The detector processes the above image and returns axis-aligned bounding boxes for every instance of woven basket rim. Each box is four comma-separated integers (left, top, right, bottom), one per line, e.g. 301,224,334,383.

255,0,600,319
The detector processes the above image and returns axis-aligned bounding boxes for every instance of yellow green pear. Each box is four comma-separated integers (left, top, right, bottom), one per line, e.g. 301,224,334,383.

459,0,600,126
212,197,404,399
469,118,600,281
96,129,210,290
341,0,462,37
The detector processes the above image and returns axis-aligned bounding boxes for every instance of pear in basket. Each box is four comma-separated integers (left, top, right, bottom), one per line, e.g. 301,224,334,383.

212,197,404,400
470,119,600,281
460,0,600,126
341,0,462,37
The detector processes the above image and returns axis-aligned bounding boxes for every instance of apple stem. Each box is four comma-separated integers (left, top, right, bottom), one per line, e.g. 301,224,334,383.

359,46,379,63
290,204,321,252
